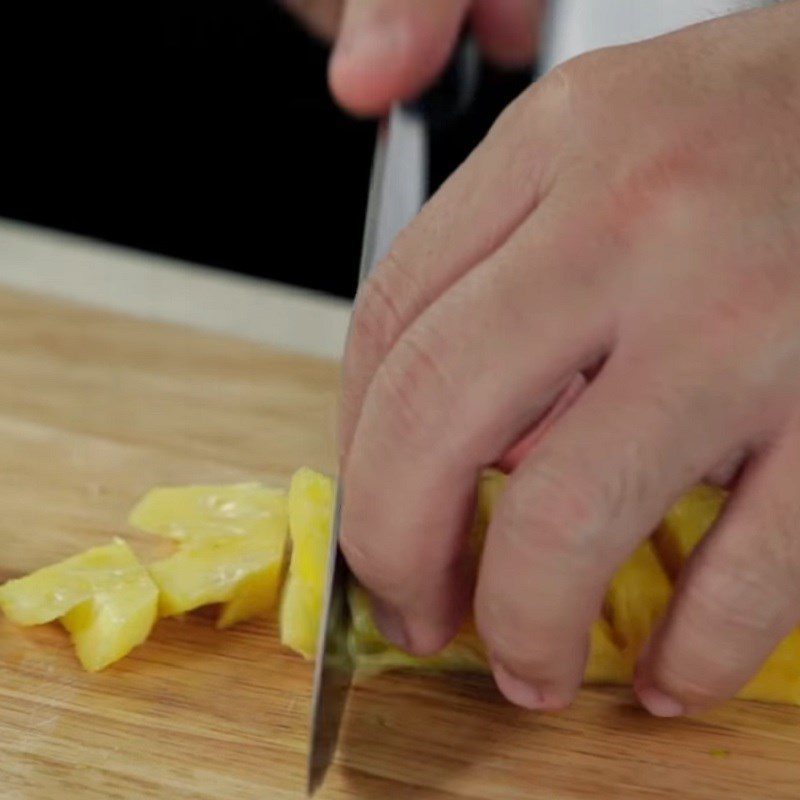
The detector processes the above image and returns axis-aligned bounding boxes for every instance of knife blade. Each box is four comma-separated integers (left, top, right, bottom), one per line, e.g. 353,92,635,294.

306,36,478,796
306,103,427,798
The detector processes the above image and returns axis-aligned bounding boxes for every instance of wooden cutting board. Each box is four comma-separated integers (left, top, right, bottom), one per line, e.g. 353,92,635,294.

1,285,798,800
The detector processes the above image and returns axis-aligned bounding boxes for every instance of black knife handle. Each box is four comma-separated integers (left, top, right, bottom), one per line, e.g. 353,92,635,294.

405,33,479,130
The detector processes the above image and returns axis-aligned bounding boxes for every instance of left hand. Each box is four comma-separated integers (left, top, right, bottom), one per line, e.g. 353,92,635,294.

277,0,542,114
338,1,800,717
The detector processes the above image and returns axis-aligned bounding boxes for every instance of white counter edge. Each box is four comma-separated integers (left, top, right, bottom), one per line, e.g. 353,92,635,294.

0,218,352,360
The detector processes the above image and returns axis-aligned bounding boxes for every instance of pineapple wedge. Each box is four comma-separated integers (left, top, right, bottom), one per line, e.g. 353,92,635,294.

129,482,287,543
653,484,727,578
603,541,672,660
0,540,158,672
279,467,335,658
148,532,287,628
279,468,800,705
133,483,289,627
279,467,631,685
740,629,800,705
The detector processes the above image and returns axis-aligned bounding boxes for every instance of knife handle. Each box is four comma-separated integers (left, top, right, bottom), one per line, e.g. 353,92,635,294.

405,33,479,130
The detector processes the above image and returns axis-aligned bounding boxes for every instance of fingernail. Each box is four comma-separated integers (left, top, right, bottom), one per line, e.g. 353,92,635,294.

371,599,409,651
492,663,545,710
637,685,684,718
332,14,405,68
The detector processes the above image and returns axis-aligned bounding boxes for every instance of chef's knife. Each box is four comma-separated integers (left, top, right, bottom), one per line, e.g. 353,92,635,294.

307,36,478,797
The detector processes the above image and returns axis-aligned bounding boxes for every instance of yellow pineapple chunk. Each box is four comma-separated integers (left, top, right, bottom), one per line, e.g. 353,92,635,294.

279,467,335,658
653,484,727,578
129,483,286,543
0,553,96,626
279,468,631,685
585,619,634,685
740,629,800,704
132,482,288,627
0,540,158,672
470,470,507,554
148,532,287,628
604,541,672,660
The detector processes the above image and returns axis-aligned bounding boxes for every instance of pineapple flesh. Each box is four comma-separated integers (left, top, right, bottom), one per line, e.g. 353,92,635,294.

131,483,288,628
279,467,335,658
280,468,632,686
0,539,158,672
280,468,800,705
4,465,800,706
129,483,287,543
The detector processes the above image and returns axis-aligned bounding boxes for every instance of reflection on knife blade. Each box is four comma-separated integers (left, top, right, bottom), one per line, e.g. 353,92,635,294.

306,104,427,796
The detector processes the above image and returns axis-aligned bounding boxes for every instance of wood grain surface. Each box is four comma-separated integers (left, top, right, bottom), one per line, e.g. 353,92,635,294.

0,285,798,799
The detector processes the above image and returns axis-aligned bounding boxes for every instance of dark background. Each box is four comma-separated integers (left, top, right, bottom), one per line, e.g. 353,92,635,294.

0,2,531,300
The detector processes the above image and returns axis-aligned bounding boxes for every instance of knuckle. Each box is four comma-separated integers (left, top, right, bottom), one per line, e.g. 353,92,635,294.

495,459,627,565
348,252,409,361
492,60,574,140
371,322,454,444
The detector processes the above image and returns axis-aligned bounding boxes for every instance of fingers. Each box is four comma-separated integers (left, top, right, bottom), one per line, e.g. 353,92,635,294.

474,349,750,710
636,423,800,716
341,80,566,456
328,0,470,115
341,207,615,656
277,0,344,40
496,372,587,473
471,0,543,68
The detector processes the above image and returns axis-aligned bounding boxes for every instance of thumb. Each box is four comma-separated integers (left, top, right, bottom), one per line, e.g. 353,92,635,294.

328,0,469,116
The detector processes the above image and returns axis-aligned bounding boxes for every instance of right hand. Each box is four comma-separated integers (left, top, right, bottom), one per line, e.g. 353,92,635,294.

277,0,543,115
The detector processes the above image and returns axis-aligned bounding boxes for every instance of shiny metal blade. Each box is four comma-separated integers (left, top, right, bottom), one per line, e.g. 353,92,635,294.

306,490,351,797
366,105,427,277
306,104,427,797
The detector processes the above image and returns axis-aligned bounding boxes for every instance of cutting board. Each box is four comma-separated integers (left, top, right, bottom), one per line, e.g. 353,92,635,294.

1,285,799,800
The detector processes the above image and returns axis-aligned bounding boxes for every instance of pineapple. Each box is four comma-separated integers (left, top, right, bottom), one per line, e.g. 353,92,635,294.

5,466,800,705
653,484,727,578
148,533,287,628
0,540,158,671
131,483,288,627
279,468,800,705
279,467,632,685
603,541,672,661
279,468,335,658
129,483,287,543
740,629,800,704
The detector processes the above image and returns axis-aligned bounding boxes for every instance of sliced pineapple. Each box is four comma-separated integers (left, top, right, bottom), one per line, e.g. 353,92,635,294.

134,483,289,627
585,618,634,685
603,541,672,660
0,552,96,626
740,629,800,705
470,470,507,554
148,532,286,628
279,468,632,685
129,483,287,543
653,484,727,578
279,467,335,658
0,539,158,672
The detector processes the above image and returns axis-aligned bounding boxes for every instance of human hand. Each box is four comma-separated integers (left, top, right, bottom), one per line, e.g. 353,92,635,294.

339,1,800,717
277,0,542,114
